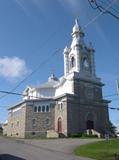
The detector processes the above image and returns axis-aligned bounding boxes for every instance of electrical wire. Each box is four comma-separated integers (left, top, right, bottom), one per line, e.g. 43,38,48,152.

84,0,117,28
107,0,119,10
0,0,118,101
104,93,118,98
97,0,119,15
0,48,62,100
88,0,99,9
0,90,40,99
96,0,119,19
0,90,119,111
88,0,119,20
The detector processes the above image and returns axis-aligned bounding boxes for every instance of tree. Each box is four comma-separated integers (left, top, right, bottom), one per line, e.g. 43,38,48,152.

109,120,117,136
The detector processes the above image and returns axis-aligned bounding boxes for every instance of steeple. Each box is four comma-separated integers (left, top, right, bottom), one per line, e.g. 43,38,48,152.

71,19,85,49
72,19,80,33
63,19,96,78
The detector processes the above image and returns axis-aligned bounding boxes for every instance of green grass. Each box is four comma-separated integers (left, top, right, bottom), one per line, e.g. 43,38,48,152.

74,139,119,160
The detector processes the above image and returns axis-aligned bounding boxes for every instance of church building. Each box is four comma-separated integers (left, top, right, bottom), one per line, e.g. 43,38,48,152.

4,19,110,138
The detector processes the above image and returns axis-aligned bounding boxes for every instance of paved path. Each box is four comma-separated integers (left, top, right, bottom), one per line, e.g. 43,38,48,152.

23,138,100,155
0,136,100,160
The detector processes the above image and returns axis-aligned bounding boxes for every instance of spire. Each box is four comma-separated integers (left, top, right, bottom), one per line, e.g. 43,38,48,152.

72,18,80,33
75,18,78,25
71,19,85,48
72,18,84,35
63,46,69,54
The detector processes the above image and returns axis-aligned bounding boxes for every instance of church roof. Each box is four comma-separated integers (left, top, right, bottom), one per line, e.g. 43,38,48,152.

36,74,59,89
36,80,59,89
72,18,84,35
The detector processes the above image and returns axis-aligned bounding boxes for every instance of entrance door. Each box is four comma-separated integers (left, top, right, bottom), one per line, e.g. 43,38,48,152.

58,117,62,133
87,120,94,129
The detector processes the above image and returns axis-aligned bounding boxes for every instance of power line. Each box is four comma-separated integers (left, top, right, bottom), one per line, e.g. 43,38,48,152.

109,107,119,110
0,48,62,100
110,97,119,101
0,90,40,99
97,0,119,15
88,0,119,20
0,89,119,111
88,0,99,10
85,0,118,28
107,0,119,10
0,0,117,101
104,93,118,98
0,19,70,100
0,89,119,100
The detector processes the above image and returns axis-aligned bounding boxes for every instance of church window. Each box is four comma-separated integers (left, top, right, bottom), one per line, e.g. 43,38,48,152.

34,106,37,112
83,57,89,69
32,118,37,126
17,121,19,127
46,105,50,112
85,88,94,99
57,117,62,133
32,132,36,135
38,106,41,112
71,56,75,68
42,106,45,112
58,103,63,110
86,113,94,130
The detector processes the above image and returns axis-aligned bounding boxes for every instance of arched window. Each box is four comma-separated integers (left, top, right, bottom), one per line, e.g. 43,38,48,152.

58,117,62,133
34,106,37,112
83,57,89,69
61,103,63,110
71,56,75,68
86,113,94,130
42,106,45,112
38,106,41,112
46,105,50,112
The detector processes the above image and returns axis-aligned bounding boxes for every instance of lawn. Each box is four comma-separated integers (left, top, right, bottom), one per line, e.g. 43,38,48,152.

74,139,119,160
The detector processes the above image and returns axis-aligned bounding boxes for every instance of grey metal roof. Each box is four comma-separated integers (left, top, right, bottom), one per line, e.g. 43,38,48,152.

36,80,59,89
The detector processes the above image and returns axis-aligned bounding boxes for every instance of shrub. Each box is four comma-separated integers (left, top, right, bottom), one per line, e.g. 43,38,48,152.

68,132,82,138
81,133,98,138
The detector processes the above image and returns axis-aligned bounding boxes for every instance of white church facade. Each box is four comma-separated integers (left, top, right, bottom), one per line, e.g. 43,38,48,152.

4,19,110,138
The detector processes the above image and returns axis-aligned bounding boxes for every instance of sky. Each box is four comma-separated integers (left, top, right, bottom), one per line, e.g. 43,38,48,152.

0,0,119,131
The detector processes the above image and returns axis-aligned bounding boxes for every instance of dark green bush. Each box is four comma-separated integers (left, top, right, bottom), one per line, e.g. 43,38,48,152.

68,132,82,138
81,133,98,138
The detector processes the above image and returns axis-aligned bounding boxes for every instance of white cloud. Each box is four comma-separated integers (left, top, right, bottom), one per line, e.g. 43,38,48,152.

0,57,30,81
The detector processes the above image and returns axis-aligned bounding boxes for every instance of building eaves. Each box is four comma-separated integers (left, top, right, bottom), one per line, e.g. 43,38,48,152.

8,98,55,110
8,101,25,110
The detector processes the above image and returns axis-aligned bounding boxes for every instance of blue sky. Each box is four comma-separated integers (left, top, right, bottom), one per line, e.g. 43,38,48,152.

0,0,119,131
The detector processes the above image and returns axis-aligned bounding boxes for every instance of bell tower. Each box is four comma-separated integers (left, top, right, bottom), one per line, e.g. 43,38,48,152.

63,19,110,136
63,19,96,79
